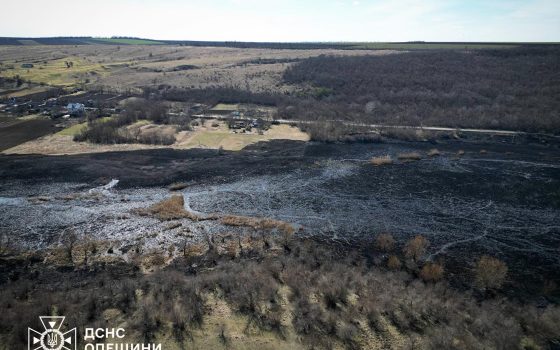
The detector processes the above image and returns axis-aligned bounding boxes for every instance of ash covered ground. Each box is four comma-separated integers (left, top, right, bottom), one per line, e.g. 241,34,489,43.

0,140,559,293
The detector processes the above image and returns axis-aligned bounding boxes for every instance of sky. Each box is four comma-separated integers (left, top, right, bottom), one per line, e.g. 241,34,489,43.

1,0,559,42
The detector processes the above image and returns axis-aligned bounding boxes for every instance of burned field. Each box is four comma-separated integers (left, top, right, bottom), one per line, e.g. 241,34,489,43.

1,42,560,348
1,139,558,299
0,116,59,151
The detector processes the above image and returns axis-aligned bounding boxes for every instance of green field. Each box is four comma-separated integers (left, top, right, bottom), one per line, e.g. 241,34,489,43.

0,57,108,86
210,103,239,111
57,117,113,136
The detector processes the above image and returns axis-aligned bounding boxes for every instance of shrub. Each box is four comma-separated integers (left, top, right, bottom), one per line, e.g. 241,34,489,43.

397,152,422,161
420,263,444,282
223,239,240,259
475,255,508,290
181,242,206,259
0,233,12,256
387,255,402,270
427,148,441,157
370,155,393,166
375,233,395,252
403,235,429,261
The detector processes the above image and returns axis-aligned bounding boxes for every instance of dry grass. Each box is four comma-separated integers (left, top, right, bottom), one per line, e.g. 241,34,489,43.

397,152,422,161
168,182,188,191
181,242,207,258
223,240,240,259
0,56,108,87
178,124,309,151
4,122,309,155
137,195,201,221
370,155,393,166
427,148,441,157
140,252,167,271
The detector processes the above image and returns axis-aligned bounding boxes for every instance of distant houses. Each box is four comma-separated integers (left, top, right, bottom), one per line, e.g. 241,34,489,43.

66,102,85,115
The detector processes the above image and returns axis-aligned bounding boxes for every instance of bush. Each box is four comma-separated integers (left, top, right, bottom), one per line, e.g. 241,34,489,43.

74,99,175,145
375,233,395,252
475,255,508,290
387,255,402,270
420,263,444,282
403,235,429,262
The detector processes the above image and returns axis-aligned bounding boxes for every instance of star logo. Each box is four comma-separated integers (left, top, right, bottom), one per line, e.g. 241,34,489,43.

28,316,76,350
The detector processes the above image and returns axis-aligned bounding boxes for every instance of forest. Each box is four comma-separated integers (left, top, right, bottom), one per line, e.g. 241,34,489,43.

145,46,560,136
282,46,560,133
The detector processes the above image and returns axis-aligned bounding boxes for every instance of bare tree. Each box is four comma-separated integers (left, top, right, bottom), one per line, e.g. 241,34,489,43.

403,235,429,262
375,233,395,252
475,255,508,291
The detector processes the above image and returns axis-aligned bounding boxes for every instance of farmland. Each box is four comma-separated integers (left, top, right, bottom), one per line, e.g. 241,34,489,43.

0,56,109,86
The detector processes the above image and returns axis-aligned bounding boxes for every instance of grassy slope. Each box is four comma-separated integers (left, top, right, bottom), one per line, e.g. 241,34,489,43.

0,57,108,86
57,117,113,136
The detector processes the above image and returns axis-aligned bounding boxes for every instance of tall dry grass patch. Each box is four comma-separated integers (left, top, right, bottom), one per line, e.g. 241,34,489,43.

398,152,422,161
137,195,201,221
427,149,441,157
370,155,393,166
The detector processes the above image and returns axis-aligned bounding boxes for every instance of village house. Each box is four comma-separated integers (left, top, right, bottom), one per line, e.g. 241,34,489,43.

66,102,85,115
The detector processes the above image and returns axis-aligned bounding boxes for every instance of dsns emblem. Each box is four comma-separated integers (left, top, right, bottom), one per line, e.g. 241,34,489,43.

28,316,76,350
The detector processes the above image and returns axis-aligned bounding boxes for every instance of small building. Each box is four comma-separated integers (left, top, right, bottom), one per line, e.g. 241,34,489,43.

21,63,34,68
228,120,249,130
66,102,85,115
